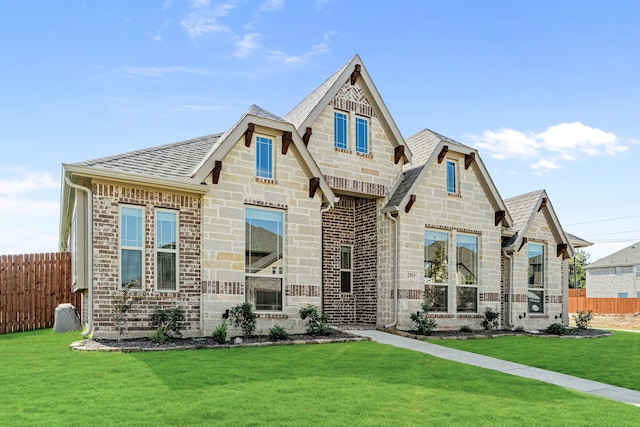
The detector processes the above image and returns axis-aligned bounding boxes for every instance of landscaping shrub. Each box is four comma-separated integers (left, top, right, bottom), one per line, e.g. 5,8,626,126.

546,322,567,336
410,302,437,335
481,307,500,330
268,325,290,341
574,310,594,330
150,306,185,344
229,303,257,338
459,325,473,333
212,320,228,344
299,305,333,336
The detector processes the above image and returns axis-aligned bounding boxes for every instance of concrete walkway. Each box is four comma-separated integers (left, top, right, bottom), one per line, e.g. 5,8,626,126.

349,329,640,407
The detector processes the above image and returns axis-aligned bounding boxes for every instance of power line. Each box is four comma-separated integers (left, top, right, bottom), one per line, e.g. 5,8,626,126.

565,214,640,226
581,229,640,238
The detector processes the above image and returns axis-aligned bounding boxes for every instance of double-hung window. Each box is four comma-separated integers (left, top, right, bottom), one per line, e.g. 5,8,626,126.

340,245,353,293
355,116,369,154
334,111,348,150
156,210,178,291
424,229,448,311
256,136,274,179
446,160,457,194
120,205,143,289
456,234,478,312
528,243,545,313
245,207,284,311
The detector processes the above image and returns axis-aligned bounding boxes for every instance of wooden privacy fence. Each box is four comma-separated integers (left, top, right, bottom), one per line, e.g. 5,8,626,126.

569,288,640,314
0,252,81,334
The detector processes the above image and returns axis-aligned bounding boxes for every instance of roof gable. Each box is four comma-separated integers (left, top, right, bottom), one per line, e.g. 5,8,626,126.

385,129,512,228
283,54,411,163
503,189,574,258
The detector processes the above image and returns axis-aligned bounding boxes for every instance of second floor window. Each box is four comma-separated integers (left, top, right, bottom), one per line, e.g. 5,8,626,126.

256,136,273,179
446,160,456,193
334,111,348,150
355,116,369,154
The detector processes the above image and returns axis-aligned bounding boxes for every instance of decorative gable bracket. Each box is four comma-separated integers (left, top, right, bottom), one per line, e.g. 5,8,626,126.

557,243,568,258
309,177,320,199
245,123,255,147
303,127,312,146
394,145,405,164
437,145,449,163
538,197,547,212
350,64,361,85
405,194,416,213
495,210,506,226
465,152,476,169
212,160,222,184
282,131,293,155
518,237,528,252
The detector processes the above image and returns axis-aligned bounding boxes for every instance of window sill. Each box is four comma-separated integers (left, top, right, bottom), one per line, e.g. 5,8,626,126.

356,152,373,159
447,193,462,198
457,314,481,318
334,147,351,154
255,177,277,185
256,313,288,319
527,315,549,319
429,313,454,318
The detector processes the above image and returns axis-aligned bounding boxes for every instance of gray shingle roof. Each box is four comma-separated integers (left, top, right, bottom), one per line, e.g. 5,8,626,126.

586,242,640,268
248,104,285,122
405,128,473,167
73,133,222,180
283,59,351,129
502,190,545,247
385,166,424,209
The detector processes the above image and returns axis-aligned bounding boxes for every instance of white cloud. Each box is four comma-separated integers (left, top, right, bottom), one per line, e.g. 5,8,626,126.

234,33,260,58
0,228,60,255
0,170,59,196
258,0,284,12
467,122,629,174
181,1,236,38
123,66,207,78
267,43,329,65
323,31,336,42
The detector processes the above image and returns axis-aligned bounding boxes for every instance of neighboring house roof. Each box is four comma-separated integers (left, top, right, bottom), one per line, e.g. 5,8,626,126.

283,54,411,164
585,241,640,269
503,189,575,258
384,129,512,228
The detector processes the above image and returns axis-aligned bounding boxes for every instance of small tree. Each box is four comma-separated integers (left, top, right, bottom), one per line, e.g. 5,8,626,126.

569,250,590,289
112,280,140,342
574,310,594,330
229,303,257,338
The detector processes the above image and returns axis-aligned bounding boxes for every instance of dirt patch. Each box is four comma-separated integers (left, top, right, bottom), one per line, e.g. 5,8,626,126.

569,313,640,331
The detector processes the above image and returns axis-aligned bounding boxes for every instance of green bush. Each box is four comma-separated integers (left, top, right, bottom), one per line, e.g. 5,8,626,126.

459,325,473,333
481,307,500,330
268,325,290,341
574,310,594,330
212,320,228,344
514,325,525,332
112,280,141,342
229,303,257,338
410,302,437,335
546,322,567,336
149,306,185,343
299,305,333,336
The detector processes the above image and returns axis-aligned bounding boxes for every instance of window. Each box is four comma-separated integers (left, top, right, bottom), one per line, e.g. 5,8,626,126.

340,245,353,293
528,243,545,314
156,210,178,291
456,234,478,313
425,230,448,311
615,266,623,276
256,136,273,179
446,160,457,193
618,292,628,298
636,266,640,279
120,205,143,289
245,207,284,311
334,111,348,150
355,116,369,154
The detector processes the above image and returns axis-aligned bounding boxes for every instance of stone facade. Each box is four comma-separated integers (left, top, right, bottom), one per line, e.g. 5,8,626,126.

90,181,202,339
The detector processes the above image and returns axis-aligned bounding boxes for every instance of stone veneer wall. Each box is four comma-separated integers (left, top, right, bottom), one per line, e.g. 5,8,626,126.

90,181,202,339
322,197,377,324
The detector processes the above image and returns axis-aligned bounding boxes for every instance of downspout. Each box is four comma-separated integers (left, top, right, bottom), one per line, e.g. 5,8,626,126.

504,250,514,329
65,176,94,338
384,212,399,329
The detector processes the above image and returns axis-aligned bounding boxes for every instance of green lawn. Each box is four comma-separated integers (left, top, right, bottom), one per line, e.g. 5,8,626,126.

429,331,640,391
0,330,637,426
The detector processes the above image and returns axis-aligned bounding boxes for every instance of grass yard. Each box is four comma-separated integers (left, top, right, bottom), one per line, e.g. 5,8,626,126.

0,330,638,426
430,331,640,391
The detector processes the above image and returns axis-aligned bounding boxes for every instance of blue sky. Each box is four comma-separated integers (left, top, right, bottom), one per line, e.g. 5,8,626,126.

1,0,639,261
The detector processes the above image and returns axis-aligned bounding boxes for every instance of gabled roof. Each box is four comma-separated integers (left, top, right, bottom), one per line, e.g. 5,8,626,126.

566,232,593,249
503,189,575,258
585,241,640,269
384,129,512,228
283,54,411,163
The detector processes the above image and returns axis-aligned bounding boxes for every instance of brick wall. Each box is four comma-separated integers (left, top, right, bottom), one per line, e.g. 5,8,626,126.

91,181,202,339
322,197,377,324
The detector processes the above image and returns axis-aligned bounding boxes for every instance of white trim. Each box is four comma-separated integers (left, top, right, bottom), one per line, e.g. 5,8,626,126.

340,244,353,294
155,208,179,292
119,204,145,290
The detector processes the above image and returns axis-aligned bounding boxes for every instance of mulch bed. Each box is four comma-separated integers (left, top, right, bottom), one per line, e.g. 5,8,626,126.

70,331,364,352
